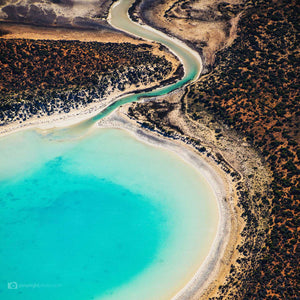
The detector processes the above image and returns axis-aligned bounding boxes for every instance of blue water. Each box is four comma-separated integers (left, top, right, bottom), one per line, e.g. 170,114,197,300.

0,1,210,296
0,160,166,300
0,129,217,300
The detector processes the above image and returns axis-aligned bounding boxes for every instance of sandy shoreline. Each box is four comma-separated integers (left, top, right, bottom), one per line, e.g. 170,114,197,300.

0,88,129,137
0,54,182,138
105,3,237,297
0,92,238,299
95,106,237,300
0,23,135,43
108,1,203,83
0,89,236,299
0,86,238,299
0,2,239,298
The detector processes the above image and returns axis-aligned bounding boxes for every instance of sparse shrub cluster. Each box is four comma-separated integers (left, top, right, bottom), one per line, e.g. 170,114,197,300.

186,0,299,298
0,39,174,124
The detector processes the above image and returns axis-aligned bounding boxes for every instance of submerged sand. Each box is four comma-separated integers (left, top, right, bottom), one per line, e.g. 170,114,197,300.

0,86,239,299
96,107,237,299
0,51,238,300
0,104,236,300
0,4,240,298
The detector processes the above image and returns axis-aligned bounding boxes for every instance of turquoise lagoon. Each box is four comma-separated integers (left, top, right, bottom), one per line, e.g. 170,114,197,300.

0,128,218,299
0,0,215,298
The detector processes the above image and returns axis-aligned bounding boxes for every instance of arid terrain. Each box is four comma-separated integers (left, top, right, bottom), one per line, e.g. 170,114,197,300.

0,0,298,299
129,0,299,298
0,17,182,128
0,0,116,30
0,37,181,125
131,0,244,72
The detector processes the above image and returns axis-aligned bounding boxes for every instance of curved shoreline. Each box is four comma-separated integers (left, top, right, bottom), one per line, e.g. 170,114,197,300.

0,96,235,300
128,0,208,73
0,1,237,299
95,107,235,299
107,2,235,297
0,85,234,299
0,72,182,138
108,0,203,83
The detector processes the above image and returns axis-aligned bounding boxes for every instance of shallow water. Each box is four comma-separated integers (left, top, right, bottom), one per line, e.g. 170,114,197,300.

0,0,218,299
75,0,202,130
0,129,217,299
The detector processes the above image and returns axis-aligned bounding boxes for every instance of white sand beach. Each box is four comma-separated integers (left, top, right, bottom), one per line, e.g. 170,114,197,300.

95,106,239,299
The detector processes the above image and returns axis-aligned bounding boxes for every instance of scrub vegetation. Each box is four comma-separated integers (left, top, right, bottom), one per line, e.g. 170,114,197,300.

0,39,178,125
0,0,298,297
187,0,299,298
129,0,299,298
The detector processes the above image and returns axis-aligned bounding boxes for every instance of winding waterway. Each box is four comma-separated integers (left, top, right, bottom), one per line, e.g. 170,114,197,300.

61,0,202,133
0,1,220,299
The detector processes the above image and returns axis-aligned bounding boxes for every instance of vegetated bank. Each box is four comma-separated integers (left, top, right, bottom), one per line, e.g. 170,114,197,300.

0,38,182,126
187,0,298,298
127,0,299,298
